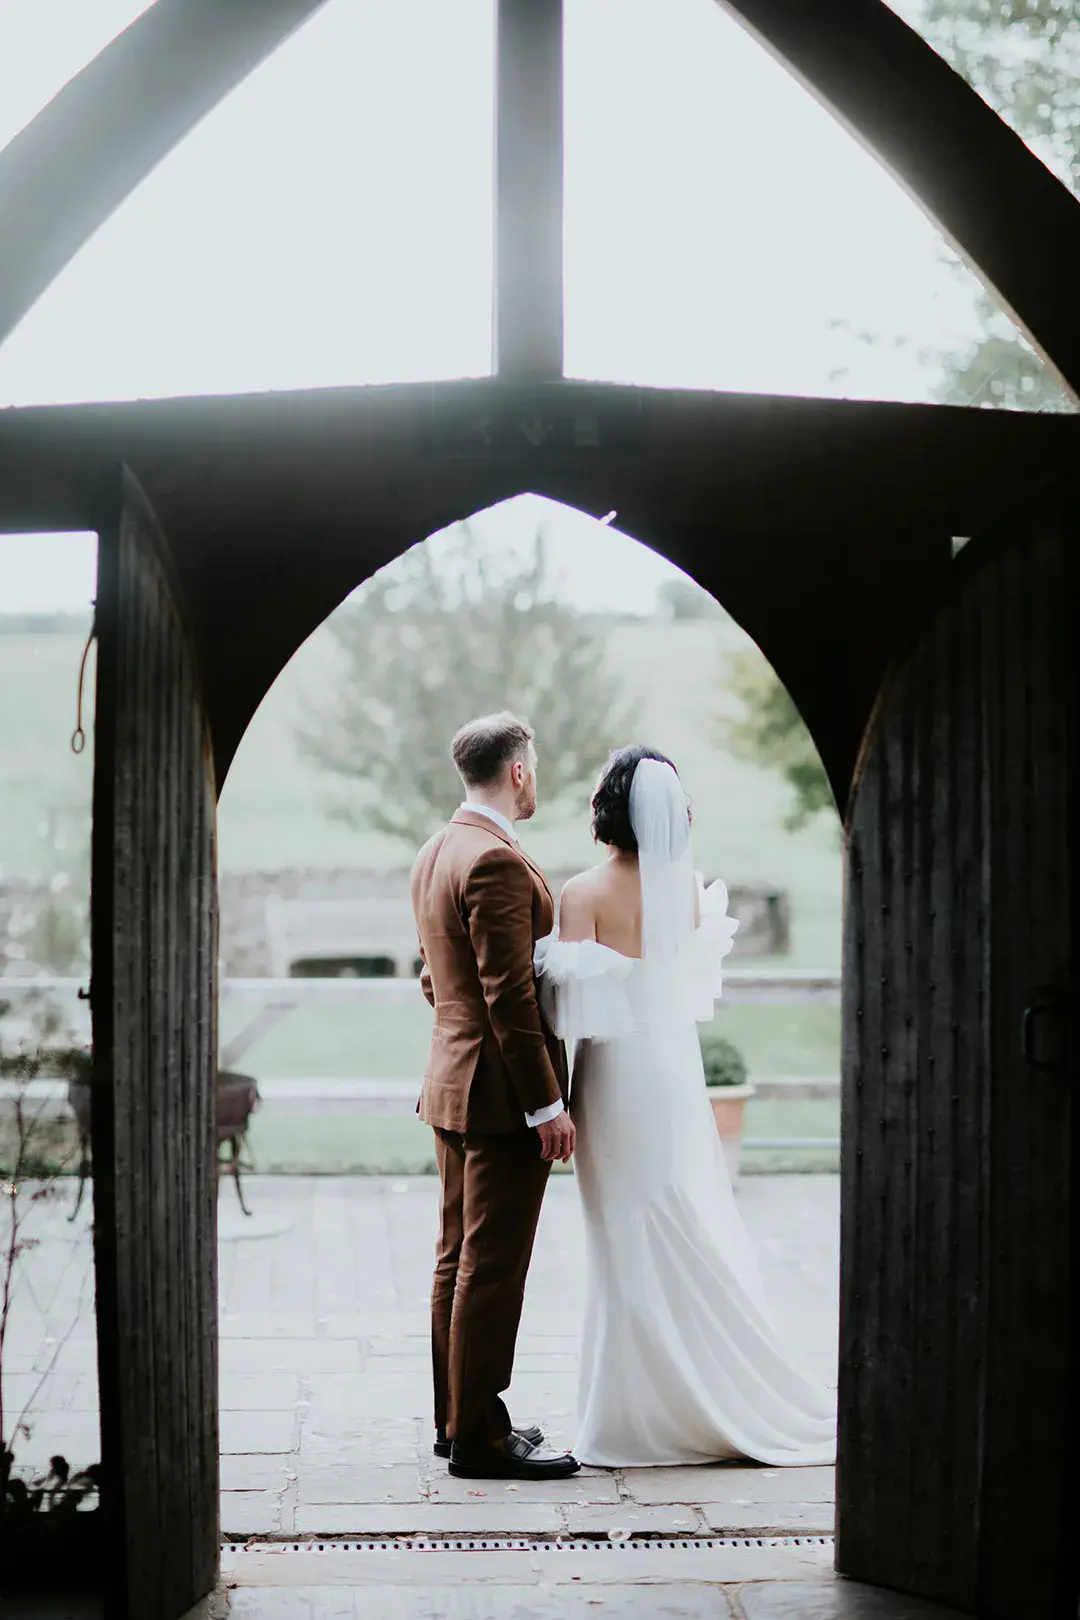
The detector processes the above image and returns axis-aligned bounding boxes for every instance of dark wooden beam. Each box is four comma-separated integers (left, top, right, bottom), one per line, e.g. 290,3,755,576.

494,0,564,377
0,0,328,347
1,379,1076,796
715,0,1080,402
0,380,1075,544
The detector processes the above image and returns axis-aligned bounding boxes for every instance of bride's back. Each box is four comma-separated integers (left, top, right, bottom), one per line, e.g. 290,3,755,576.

559,855,645,959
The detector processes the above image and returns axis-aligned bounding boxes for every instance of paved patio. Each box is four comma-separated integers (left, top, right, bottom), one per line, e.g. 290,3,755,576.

8,1176,979,1615
7,1172,839,1541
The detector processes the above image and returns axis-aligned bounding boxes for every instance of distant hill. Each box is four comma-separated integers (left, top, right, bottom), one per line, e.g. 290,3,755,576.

0,615,841,966
0,613,93,636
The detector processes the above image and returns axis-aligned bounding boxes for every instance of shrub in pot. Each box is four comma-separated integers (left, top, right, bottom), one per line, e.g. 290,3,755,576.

700,1030,755,1185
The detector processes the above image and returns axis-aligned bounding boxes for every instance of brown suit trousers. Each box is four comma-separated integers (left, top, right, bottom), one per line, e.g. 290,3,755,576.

431,1127,552,1445
411,811,568,1444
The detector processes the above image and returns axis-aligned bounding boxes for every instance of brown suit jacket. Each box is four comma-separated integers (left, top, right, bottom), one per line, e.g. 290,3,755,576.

410,810,568,1134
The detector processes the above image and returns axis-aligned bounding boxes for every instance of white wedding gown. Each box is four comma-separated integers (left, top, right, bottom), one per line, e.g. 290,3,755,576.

535,875,836,1470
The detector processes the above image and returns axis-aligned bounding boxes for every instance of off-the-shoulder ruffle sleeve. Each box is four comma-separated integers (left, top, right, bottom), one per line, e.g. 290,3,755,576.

534,934,636,1042
688,878,740,1021
535,880,739,1038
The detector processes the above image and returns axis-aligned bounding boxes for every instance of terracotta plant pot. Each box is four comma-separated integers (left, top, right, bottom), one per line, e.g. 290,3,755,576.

706,1081,756,1186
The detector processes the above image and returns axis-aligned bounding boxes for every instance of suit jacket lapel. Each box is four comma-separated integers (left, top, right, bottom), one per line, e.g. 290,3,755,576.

515,843,554,907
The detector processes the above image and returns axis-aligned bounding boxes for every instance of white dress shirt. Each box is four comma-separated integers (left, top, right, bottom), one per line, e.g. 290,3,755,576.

460,800,517,841
460,800,565,1132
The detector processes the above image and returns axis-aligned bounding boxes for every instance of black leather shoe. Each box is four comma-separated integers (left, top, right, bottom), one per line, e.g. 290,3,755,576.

434,1424,544,1460
449,1431,580,1480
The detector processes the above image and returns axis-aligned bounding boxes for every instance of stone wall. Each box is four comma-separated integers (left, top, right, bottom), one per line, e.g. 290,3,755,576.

218,868,790,977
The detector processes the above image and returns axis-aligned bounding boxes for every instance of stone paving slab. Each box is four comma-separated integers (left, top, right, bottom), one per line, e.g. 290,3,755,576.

222,1491,286,1534
737,1581,968,1618
221,1372,304,1410
221,1409,299,1454
562,1504,704,1535
221,1453,296,1491
300,1417,423,1453
702,1502,835,1535
292,1503,566,1536
223,1587,736,1618
297,1463,426,1505
428,1476,622,1508
625,1466,836,1506
219,1339,362,1373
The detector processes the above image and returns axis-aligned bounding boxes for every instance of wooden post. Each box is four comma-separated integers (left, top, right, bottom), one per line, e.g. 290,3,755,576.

494,0,564,377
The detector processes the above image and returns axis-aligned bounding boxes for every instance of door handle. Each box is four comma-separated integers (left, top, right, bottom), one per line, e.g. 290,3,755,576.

1021,986,1070,1072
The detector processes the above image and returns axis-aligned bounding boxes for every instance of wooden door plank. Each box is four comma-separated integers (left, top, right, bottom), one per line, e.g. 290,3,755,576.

91,467,219,1619
977,513,1073,1617
839,487,1074,1614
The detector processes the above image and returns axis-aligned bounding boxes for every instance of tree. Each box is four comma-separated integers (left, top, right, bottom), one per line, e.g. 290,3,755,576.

655,577,726,622
719,650,836,833
297,526,637,850
721,3,1078,826
911,0,1079,409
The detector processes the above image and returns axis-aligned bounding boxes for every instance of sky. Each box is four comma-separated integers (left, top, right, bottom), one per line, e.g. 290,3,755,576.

0,0,1052,613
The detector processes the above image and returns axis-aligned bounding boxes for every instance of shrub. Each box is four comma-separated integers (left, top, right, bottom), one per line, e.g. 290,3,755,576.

699,1030,748,1088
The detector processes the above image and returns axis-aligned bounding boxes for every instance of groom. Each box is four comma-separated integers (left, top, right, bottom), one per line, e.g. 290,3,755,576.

410,712,580,1480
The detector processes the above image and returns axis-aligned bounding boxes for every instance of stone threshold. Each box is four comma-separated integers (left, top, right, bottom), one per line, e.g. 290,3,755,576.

223,1529,835,1546
221,1534,837,1588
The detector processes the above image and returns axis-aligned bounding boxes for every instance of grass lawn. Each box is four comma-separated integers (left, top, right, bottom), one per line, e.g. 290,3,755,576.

221,999,840,1083
244,1097,840,1177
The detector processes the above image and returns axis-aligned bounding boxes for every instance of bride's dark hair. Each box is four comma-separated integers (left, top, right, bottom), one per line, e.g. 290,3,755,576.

591,745,679,852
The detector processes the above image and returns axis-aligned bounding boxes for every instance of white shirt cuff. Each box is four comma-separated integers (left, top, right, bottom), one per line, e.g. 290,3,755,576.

525,1098,565,1129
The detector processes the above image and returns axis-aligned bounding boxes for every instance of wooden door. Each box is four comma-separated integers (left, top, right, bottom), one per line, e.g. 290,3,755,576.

90,467,219,1619
838,491,1076,1617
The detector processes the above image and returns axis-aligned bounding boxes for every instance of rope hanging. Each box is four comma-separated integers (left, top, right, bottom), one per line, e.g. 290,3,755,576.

71,612,96,756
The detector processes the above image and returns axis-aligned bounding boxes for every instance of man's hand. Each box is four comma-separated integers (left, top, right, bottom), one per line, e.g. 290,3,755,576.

536,1112,575,1164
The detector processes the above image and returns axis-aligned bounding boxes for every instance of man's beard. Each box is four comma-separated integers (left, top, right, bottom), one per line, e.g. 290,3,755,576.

515,782,537,822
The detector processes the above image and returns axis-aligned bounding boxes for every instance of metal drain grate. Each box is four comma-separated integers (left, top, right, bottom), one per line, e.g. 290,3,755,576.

228,1536,834,1555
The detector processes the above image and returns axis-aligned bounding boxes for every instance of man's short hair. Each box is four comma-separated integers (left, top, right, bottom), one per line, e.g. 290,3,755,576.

451,711,534,789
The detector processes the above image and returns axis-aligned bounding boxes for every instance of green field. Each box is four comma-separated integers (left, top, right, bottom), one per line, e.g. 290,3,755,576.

242,1098,840,1178
220,1000,839,1083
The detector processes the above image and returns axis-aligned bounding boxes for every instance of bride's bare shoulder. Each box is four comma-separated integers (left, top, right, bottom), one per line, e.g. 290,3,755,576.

561,861,607,895
558,865,605,942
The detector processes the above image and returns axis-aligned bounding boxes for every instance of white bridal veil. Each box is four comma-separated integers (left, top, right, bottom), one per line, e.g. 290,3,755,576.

628,757,696,961
535,753,739,1040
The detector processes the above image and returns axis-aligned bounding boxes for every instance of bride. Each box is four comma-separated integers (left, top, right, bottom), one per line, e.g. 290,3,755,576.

534,746,836,1469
